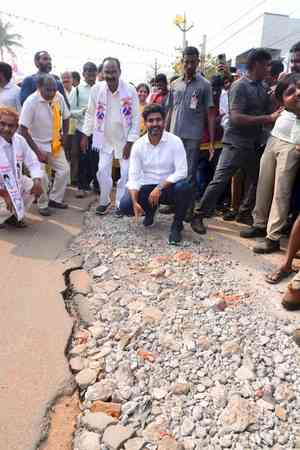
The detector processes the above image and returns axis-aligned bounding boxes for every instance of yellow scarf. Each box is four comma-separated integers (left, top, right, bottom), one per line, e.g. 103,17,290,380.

51,99,62,158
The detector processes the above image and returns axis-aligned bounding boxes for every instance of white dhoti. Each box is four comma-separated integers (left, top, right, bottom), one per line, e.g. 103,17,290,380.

0,175,34,224
97,150,129,207
38,149,70,209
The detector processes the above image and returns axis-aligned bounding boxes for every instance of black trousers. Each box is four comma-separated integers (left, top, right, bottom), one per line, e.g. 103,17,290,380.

197,144,263,217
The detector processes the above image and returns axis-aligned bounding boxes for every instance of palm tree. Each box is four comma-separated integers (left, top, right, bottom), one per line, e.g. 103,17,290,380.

0,19,22,61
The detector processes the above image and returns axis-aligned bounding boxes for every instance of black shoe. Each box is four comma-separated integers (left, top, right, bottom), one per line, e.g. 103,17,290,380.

223,210,237,221
253,238,280,254
143,213,155,227
191,216,207,235
240,226,266,239
169,223,183,245
4,215,27,228
115,208,124,218
96,203,111,215
39,207,52,217
159,205,175,215
236,213,253,226
48,200,69,209
76,190,87,199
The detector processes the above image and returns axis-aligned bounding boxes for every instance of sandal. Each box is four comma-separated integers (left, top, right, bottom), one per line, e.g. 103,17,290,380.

4,216,27,228
265,268,294,285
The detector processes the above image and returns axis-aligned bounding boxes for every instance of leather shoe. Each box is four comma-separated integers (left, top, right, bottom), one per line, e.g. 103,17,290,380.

253,238,280,254
48,200,68,209
240,227,266,239
191,216,207,234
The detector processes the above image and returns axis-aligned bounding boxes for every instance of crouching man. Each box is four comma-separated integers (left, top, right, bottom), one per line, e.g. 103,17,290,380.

119,104,192,245
0,107,43,227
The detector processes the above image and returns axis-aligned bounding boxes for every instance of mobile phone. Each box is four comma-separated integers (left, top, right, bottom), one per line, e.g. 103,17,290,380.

217,54,227,65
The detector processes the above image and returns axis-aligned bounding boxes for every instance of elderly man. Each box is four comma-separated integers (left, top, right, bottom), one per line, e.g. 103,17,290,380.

0,62,21,112
81,57,140,215
119,104,192,245
0,107,42,228
19,74,70,216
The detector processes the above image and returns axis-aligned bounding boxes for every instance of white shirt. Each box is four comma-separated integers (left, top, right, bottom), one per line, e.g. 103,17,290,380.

127,131,188,190
0,79,21,112
69,82,92,132
219,89,229,129
104,89,124,152
271,110,300,144
82,81,140,158
19,91,70,153
0,133,42,190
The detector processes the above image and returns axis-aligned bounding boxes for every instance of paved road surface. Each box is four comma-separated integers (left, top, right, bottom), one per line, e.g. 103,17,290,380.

0,190,92,450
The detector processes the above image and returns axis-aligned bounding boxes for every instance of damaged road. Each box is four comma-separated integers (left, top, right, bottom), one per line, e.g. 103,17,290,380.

0,190,92,450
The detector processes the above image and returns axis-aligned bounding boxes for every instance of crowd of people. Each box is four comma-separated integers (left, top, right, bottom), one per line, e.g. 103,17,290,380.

1,43,300,322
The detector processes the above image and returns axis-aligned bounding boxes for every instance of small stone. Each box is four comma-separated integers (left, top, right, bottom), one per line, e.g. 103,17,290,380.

152,387,168,400
158,437,183,450
70,343,87,356
222,340,240,355
89,401,121,418
80,411,117,432
85,380,114,402
275,405,287,421
257,399,275,411
103,425,135,449
159,333,180,351
210,383,227,408
75,368,98,388
172,383,190,395
236,366,255,381
198,336,210,351
274,383,296,402
73,294,95,325
74,430,99,450
70,270,92,295
92,265,109,278
192,407,203,421
150,268,166,278
89,324,105,339
143,307,163,323
182,438,196,450
220,435,232,448
70,356,84,372
181,418,195,436
124,438,146,450
219,395,258,433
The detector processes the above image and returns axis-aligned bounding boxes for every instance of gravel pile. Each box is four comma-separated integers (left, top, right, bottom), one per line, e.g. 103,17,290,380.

66,207,300,450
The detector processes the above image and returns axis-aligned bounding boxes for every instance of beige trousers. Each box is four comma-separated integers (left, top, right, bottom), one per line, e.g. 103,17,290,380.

253,136,300,241
38,149,70,209
0,175,34,224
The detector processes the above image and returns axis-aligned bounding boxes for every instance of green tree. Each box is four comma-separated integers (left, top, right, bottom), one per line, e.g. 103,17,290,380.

171,54,219,80
0,19,22,61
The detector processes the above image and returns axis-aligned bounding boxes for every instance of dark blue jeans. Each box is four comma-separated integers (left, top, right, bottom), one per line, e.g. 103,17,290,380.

119,180,192,224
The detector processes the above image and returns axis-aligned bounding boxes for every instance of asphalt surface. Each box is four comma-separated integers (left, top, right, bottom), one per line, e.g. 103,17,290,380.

0,189,92,450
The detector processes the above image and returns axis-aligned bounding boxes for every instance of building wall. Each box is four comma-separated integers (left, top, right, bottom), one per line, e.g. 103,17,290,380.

261,13,300,58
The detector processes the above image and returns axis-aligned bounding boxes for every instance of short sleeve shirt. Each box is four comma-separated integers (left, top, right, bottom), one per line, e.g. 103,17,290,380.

223,76,272,150
167,73,214,141
19,91,70,153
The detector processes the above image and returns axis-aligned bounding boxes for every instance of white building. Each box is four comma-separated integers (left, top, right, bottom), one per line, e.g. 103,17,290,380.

211,12,300,68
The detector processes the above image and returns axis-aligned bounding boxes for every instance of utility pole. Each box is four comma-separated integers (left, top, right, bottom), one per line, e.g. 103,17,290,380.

150,58,160,79
200,34,207,73
174,13,194,50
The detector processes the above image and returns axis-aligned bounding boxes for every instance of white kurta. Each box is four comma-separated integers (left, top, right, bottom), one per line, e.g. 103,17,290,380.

0,133,42,223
